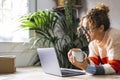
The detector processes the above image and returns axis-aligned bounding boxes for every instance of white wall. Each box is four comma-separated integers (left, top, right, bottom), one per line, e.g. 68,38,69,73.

80,0,120,29
37,0,120,29
37,0,56,10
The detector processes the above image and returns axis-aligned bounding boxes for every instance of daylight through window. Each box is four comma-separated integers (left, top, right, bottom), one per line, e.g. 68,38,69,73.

0,0,29,42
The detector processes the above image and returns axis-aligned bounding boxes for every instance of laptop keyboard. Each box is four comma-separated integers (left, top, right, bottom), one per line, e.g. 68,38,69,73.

61,69,84,75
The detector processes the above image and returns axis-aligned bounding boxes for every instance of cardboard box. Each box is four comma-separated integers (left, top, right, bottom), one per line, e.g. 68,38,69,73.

0,55,16,74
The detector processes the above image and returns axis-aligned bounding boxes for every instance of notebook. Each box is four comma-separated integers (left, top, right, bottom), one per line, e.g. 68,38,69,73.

37,47,85,77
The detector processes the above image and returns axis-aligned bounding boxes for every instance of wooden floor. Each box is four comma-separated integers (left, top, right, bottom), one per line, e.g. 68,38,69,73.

0,66,120,80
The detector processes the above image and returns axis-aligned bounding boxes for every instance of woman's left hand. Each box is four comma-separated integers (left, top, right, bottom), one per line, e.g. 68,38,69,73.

68,48,88,70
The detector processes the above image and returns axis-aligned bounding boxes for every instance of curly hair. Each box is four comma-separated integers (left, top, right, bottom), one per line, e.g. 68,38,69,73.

86,3,110,31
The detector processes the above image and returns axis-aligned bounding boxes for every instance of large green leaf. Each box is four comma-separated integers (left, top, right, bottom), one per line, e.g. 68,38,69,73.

21,21,36,29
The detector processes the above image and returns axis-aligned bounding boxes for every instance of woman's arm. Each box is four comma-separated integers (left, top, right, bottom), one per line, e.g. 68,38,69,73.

86,65,105,75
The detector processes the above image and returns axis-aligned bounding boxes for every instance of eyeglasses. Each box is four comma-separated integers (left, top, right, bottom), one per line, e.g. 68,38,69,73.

81,26,97,32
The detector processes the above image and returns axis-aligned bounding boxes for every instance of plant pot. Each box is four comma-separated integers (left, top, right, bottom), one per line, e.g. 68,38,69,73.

57,0,64,6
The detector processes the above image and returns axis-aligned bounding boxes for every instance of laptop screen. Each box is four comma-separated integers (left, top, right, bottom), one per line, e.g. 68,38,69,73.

37,48,62,76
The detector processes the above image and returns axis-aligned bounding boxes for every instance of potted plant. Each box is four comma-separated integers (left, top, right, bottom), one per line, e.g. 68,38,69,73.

53,0,89,68
20,10,66,67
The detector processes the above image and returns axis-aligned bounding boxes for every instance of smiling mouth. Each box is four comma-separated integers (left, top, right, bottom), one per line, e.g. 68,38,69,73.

85,34,89,39
85,35,91,42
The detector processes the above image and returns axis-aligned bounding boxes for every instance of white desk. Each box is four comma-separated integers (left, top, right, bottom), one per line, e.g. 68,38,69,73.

0,67,120,80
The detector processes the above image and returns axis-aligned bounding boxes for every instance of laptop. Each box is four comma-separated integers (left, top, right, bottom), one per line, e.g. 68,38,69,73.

37,47,85,77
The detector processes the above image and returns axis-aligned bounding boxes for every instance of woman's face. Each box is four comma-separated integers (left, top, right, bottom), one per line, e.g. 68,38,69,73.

81,18,100,42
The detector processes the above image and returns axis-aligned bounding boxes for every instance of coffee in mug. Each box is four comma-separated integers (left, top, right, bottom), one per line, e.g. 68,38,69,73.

72,51,86,62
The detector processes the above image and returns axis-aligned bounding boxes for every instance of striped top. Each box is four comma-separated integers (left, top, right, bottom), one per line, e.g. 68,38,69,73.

87,28,120,74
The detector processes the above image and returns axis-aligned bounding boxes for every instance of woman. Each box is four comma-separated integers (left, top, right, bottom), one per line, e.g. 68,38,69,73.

68,3,120,75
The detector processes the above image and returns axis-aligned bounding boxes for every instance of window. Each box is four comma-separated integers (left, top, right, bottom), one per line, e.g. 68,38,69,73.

0,0,29,42
0,0,37,67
